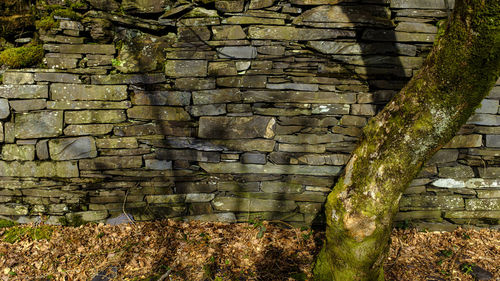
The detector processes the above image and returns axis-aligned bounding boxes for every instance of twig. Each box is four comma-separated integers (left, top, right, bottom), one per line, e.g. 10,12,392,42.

157,268,172,281
122,188,136,226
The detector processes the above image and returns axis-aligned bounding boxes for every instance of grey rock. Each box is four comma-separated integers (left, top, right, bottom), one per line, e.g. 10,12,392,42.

9,99,46,112
105,214,134,225
438,165,475,178
212,197,297,212
467,114,500,126
51,84,127,101
266,83,318,91
188,104,226,116
165,60,208,77
49,137,97,160
0,85,48,99
0,99,9,119
199,116,275,139
475,99,499,114
427,149,459,164
241,152,267,164
308,41,417,56
391,0,455,9
2,72,34,84
145,159,172,170
486,135,500,147
184,213,236,223
156,149,220,163
200,162,342,176
217,46,257,59
15,111,63,139
36,140,50,160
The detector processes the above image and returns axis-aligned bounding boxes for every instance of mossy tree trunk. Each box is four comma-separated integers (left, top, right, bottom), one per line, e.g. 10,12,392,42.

313,0,500,280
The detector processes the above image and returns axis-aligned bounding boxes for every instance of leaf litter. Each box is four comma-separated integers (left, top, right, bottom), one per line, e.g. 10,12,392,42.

0,220,497,280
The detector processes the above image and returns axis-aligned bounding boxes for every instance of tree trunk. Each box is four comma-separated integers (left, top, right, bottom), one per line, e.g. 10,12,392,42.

313,1,500,280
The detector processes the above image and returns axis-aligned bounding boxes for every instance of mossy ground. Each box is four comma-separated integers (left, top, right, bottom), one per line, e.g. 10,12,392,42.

0,44,44,68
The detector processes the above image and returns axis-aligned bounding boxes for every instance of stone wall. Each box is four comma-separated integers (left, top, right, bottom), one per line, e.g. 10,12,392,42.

0,0,498,229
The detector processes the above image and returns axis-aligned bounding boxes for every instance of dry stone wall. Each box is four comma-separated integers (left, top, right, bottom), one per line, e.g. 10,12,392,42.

0,0,499,229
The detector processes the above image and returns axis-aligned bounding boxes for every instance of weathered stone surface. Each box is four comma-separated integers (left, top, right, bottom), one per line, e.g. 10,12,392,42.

241,152,266,164
156,149,220,163
224,16,284,25
188,104,226,116
212,197,297,212
59,44,115,54
132,91,191,106
208,62,238,76
391,0,455,9
215,0,244,12
47,101,131,110
91,74,166,85
467,114,500,126
66,211,108,222
312,104,350,115
298,154,350,166
175,78,215,90
438,165,475,178
261,181,303,193
145,159,172,170
64,124,114,136
200,162,341,176
9,99,46,112
427,149,458,164
396,22,438,33
185,193,215,203
479,167,500,178
248,26,355,40
278,116,338,127
65,110,126,124
212,25,246,40
216,76,267,88
96,137,138,149
36,140,49,160
49,137,97,160
217,46,257,59
1,144,35,161
193,89,241,105
176,182,217,193
3,72,34,84
249,0,274,9
184,213,236,223
15,111,63,139
122,0,168,13
127,106,190,121
243,91,356,104
395,210,442,221
45,57,79,69
165,60,208,77
486,135,500,148
199,116,275,139
351,104,377,116
0,122,3,143
466,199,500,211
0,204,29,215
293,5,391,26
0,85,48,99
0,99,9,119
362,30,435,42
444,211,500,219
443,134,482,148
278,144,326,153
0,161,79,177
432,178,499,188
145,194,185,204
399,195,464,211
79,156,143,170
51,84,127,101
211,139,276,152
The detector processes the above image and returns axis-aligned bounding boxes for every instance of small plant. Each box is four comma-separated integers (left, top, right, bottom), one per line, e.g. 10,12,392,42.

2,225,53,243
0,219,16,228
438,249,454,258
461,263,475,275
97,232,105,239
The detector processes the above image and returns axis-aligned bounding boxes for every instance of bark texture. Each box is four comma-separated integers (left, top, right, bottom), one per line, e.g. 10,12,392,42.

313,1,500,280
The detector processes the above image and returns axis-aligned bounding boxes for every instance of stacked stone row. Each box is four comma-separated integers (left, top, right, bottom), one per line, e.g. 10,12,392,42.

0,0,498,228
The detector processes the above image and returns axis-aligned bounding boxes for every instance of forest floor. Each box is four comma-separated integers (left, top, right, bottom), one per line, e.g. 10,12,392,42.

0,219,498,281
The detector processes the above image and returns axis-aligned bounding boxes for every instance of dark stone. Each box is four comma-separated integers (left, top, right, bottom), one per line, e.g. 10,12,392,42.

241,152,267,164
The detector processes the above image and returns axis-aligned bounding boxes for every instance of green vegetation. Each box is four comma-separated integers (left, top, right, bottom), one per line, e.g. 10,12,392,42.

35,15,58,30
0,44,44,68
2,225,53,243
0,219,16,228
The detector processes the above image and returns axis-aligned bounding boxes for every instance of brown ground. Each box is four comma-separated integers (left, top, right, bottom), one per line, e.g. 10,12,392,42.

0,220,498,280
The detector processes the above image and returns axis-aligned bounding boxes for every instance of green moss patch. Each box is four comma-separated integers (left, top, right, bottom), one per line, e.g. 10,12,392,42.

2,225,53,243
0,44,44,68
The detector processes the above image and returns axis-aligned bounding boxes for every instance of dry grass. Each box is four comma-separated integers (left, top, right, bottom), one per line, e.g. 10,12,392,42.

0,220,497,280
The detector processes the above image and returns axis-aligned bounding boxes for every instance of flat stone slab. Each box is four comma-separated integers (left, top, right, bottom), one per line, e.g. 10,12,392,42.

15,111,63,139
212,197,297,212
49,137,97,160
0,85,48,99
198,116,275,139
51,84,127,101
200,162,342,176
0,161,78,177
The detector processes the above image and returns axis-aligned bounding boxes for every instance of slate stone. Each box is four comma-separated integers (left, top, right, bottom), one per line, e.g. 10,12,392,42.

293,5,391,26
486,135,500,147
51,84,127,101
0,99,9,119
36,140,50,160
443,134,482,148
45,57,79,69
0,204,29,215
467,114,500,126
208,62,238,76
278,116,338,127
340,115,367,127
64,124,114,136
308,41,417,56
127,106,190,121
362,30,435,42
0,85,48,99
131,91,191,106
1,144,35,161
465,199,500,211
249,0,274,9
224,16,284,25
49,137,97,160
212,26,246,40
211,139,276,152
297,154,350,166
266,83,318,91
427,149,459,164
58,44,115,54
216,76,267,88
67,211,109,222
185,193,215,203
212,197,297,212
65,110,126,124
199,116,275,139
0,161,79,177
184,213,237,223
145,159,172,170
444,210,500,219
79,156,143,170
122,0,167,13
391,0,455,9
47,101,131,110
96,137,138,149
468,265,494,280
2,72,34,84
395,22,438,33
188,104,226,116
475,99,499,114
215,0,244,12
243,91,356,104
192,89,242,105
177,26,211,42
399,195,464,211
165,60,208,77
248,26,355,40
261,181,303,193
9,99,46,112
91,74,166,85
438,165,475,178
156,149,220,163
176,182,217,193
217,46,257,59
479,167,500,178
241,152,267,164
200,162,342,176
15,111,63,139
175,78,215,90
